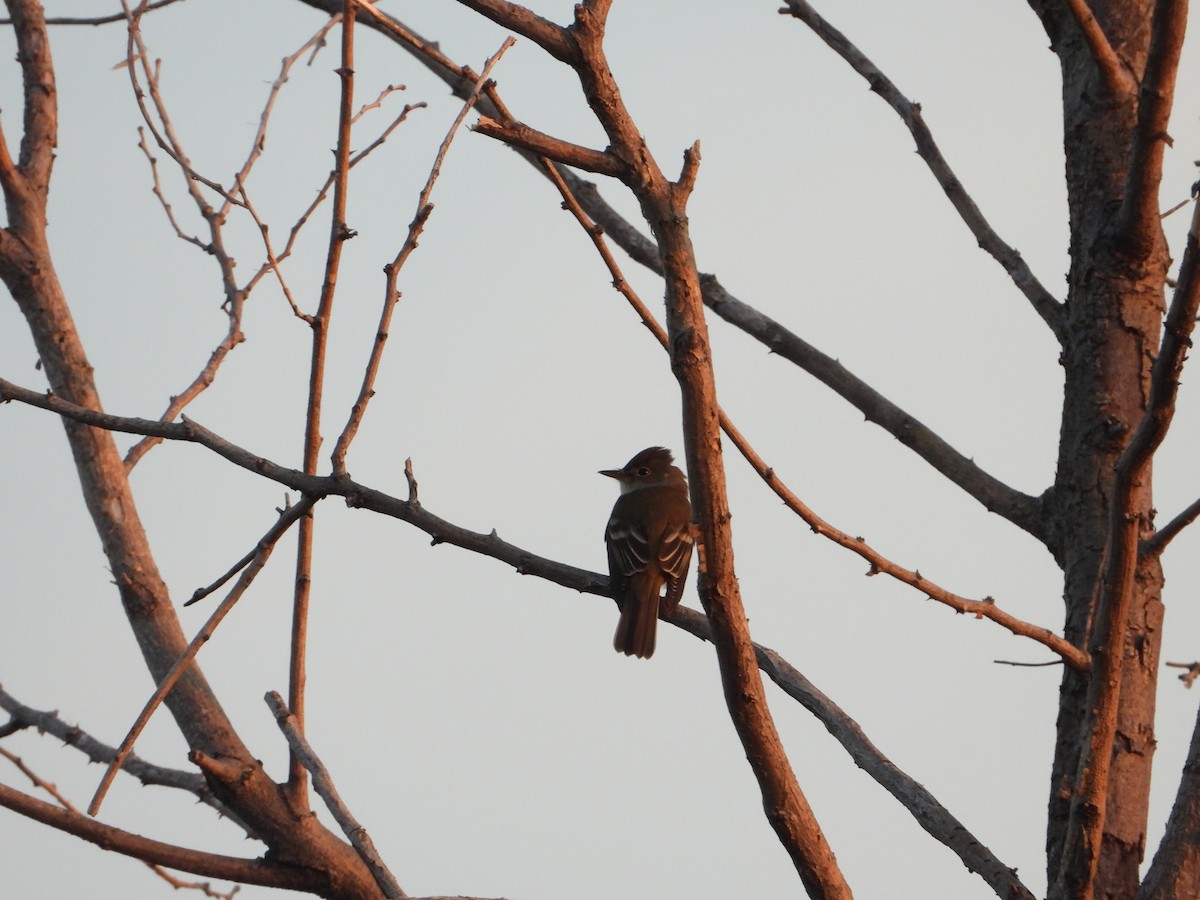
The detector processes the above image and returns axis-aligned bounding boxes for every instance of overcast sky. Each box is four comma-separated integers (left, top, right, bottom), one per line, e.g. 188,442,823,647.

4,2,1200,898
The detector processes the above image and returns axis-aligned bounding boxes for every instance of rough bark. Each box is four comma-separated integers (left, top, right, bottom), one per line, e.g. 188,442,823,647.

1039,3,1169,898
0,2,386,897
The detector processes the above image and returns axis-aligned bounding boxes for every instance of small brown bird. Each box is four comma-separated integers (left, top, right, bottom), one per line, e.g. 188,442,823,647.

601,447,693,659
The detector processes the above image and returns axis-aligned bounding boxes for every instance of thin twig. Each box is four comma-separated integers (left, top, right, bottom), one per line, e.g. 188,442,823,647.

1144,494,1200,558
0,747,240,898
0,684,245,826
266,693,405,899
0,0,184,26
322,0,1047,543
218,15,343,225
186,497,316,606
0,783,310,890
88,496,316,816
663,610,1036,900
121,0,249,468
331,37,515,475
0,745,81,811
286,0,358,811
1166,661,1200,688
539,159,1085,669
353,83,407,123
778,0,1065,337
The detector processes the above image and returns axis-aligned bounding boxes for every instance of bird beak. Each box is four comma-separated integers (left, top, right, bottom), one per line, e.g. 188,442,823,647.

599,468,621,479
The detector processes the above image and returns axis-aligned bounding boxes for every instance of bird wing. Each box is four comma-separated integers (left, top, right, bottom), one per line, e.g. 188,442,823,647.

659,523,693,612
605,516,650,579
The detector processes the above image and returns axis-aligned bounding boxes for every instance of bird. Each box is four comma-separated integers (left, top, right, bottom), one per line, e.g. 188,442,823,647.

600,447,693,658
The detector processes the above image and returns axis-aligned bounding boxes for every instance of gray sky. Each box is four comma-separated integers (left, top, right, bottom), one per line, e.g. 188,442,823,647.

4,1,1200,898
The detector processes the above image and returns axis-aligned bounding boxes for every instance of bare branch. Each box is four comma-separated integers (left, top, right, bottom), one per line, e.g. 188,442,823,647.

719,414,1086,669
8,0,56,195
1143,494,1200,558
778,0,1066,337
448,0,575,63
543,159,1080,668
318,0,1046,543
186,497,319,607
1060,0,1137,95
0,0,184,26
88,495,316,816
1165,661,1200,689
564,3,849,893
1,744,84,811
240,100,427,322
1,0,56,236
220,16,344,224
0,369,1072,887
652,606,1034,900
332,38,514,475
0,782,311,891
474,115,628,177
1114,0,1188,254
0,685,244,825
1137,694,1200,898
0,744,243,898
119,2,262,468
285,0,359,811
266,693,405,899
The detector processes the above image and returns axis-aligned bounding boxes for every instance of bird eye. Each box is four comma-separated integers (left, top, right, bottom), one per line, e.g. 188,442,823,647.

636,466,650,477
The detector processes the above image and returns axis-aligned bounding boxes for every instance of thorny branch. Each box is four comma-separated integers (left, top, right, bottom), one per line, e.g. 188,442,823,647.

88,495,317,817
540,161,1084,669
0,372,1039,895
332,37,515,476
0,685,245,827
778,0,1066,337
300,0,1048,544
286,0,357,809
267,693,405,899
0,745,241,899
0,782,311,891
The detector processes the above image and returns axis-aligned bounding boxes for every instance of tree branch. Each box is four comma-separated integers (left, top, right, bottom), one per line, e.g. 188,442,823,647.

267,693,405,900
1143,494,1200,558
0,782,312,891
778,0,1066,337
290,0,1047,545
332,37,514,476
557,2,851,894
1135,696,1200,899
541,160,1080,667
283,0,359,812
0,378,1038,893
0,9,388,892
1060,0,1137,95
449,0,575,63
0,0,183,26
667,606,1037,900
1114,0,1188,255
473,115,628,177
89,495,316,817
699,274,1049,540
0,684,247,828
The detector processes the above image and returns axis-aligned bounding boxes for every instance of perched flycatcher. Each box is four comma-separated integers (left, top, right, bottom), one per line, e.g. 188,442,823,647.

601,447,693,659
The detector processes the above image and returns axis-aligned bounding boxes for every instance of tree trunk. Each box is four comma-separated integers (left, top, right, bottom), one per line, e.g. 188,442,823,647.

1040,3,1168,897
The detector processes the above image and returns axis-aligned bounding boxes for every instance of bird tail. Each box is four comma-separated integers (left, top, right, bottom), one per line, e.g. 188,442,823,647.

613,581,659,659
